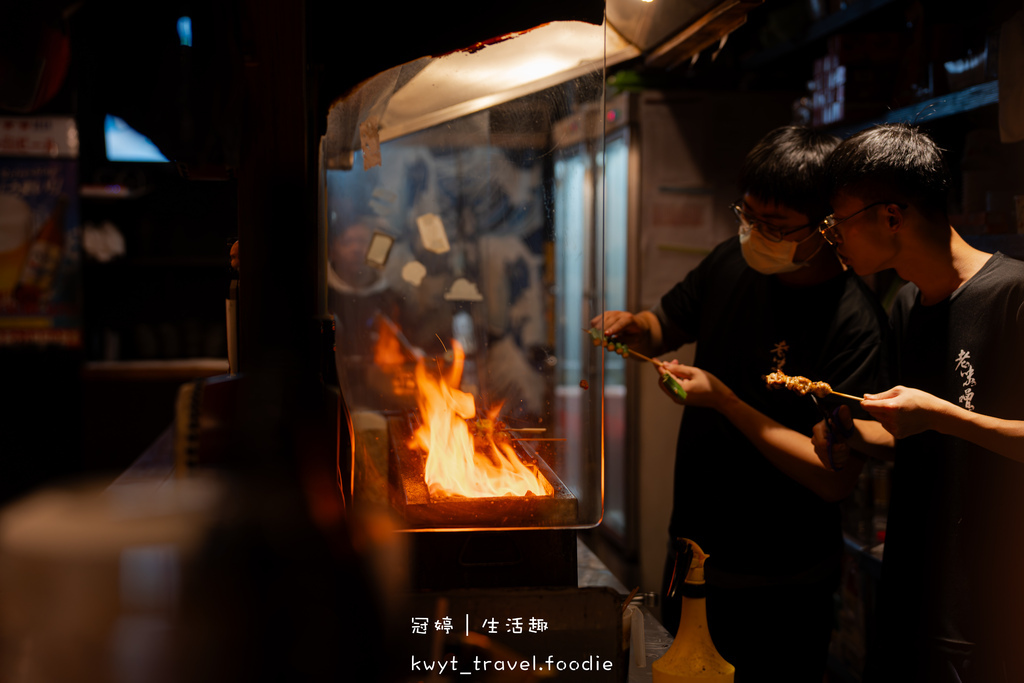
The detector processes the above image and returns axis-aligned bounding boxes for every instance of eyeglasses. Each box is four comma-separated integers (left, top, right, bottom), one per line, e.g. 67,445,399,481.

729,202,815,243
818,201,907,246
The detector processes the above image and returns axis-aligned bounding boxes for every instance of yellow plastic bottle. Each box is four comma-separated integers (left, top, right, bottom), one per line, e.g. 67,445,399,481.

652,539,735,683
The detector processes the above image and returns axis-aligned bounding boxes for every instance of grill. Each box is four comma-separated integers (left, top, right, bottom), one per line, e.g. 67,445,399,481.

388,414,579,530
320,20,607,598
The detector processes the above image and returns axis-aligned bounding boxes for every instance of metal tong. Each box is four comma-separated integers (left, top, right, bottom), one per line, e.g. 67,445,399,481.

811,394,854,471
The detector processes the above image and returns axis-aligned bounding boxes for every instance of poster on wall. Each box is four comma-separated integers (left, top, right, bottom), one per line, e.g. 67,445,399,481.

0,116,81,347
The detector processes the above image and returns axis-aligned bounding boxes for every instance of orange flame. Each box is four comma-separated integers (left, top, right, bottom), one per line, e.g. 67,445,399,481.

373,321,407,367
409,341,552,498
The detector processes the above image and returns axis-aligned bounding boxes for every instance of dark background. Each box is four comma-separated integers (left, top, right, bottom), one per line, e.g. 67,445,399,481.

0,0,606,503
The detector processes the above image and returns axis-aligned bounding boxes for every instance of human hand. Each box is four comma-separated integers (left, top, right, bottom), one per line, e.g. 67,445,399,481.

229,240,240,272
657,360,734,409
812,404,854,470
589,311,648,348
861,386,948,439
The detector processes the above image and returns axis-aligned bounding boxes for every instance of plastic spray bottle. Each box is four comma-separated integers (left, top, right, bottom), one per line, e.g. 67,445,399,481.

652,538,735,683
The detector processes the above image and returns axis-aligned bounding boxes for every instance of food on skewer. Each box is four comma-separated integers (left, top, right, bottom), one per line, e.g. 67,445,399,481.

659,372,689,402
764,370,862,401
588,327,631,357
764,370,832,398
587,328,688,401
588,327,645,359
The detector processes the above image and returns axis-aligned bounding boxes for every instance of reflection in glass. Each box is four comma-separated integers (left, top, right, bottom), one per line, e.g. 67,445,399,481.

321,44,607,532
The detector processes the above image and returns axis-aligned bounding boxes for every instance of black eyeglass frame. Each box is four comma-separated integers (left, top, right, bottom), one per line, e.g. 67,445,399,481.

818,201,908,246
729,202,816,243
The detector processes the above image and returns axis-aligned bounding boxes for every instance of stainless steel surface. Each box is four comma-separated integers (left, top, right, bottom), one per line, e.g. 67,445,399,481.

577,538,629,593
577,538,672,683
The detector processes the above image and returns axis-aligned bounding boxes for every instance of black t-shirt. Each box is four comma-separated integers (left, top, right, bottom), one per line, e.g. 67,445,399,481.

328,275,407,409
878,252,1024,661
656,237,890,576
329,278,405,359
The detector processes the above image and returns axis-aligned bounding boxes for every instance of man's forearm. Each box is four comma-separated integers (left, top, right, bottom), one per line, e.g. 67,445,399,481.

717,394,863,502
934,406,1024,463
849,419,896,461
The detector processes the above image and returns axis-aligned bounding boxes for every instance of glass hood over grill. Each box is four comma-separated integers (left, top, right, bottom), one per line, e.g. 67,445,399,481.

319,20,618,531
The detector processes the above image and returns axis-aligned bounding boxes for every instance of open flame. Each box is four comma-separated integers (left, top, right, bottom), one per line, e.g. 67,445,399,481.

373,315,410,367
409,341,552,499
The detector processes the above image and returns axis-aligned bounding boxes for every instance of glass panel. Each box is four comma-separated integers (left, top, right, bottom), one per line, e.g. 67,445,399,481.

322,56,606,531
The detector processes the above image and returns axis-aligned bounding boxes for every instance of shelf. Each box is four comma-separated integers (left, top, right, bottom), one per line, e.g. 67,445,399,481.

827,80,1000,137
82,358,229,381
84,256,229,268
79,184,153,200
742,0,899,69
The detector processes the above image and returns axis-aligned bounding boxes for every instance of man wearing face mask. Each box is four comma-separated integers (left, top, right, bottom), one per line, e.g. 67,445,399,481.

593,126,889,683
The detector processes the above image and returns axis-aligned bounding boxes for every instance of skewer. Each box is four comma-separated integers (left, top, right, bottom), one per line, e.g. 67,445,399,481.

588,329,866,402
509,437,568,442
617,347,661,366
584,328,663,368
585,328,688,400
829,390,864,401
621,586,640,615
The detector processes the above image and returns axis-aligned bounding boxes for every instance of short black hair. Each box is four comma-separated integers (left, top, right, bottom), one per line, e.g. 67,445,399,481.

825,123,951,220
738,126,841,223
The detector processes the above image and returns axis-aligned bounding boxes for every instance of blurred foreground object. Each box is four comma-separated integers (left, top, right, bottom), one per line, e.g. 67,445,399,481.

0,472,386,683
0,475,222,683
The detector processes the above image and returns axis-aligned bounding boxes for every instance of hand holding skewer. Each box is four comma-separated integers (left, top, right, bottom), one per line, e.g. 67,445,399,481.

586,328,688,401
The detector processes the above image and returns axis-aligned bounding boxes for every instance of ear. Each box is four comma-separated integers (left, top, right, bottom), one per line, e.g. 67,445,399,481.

885,203,904,233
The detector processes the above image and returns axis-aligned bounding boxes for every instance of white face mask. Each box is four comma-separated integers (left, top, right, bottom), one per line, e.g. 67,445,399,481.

739,227,823,275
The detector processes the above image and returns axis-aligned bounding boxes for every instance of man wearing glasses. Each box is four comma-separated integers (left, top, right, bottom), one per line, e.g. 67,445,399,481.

814,123,1024,682
593,126,889,682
